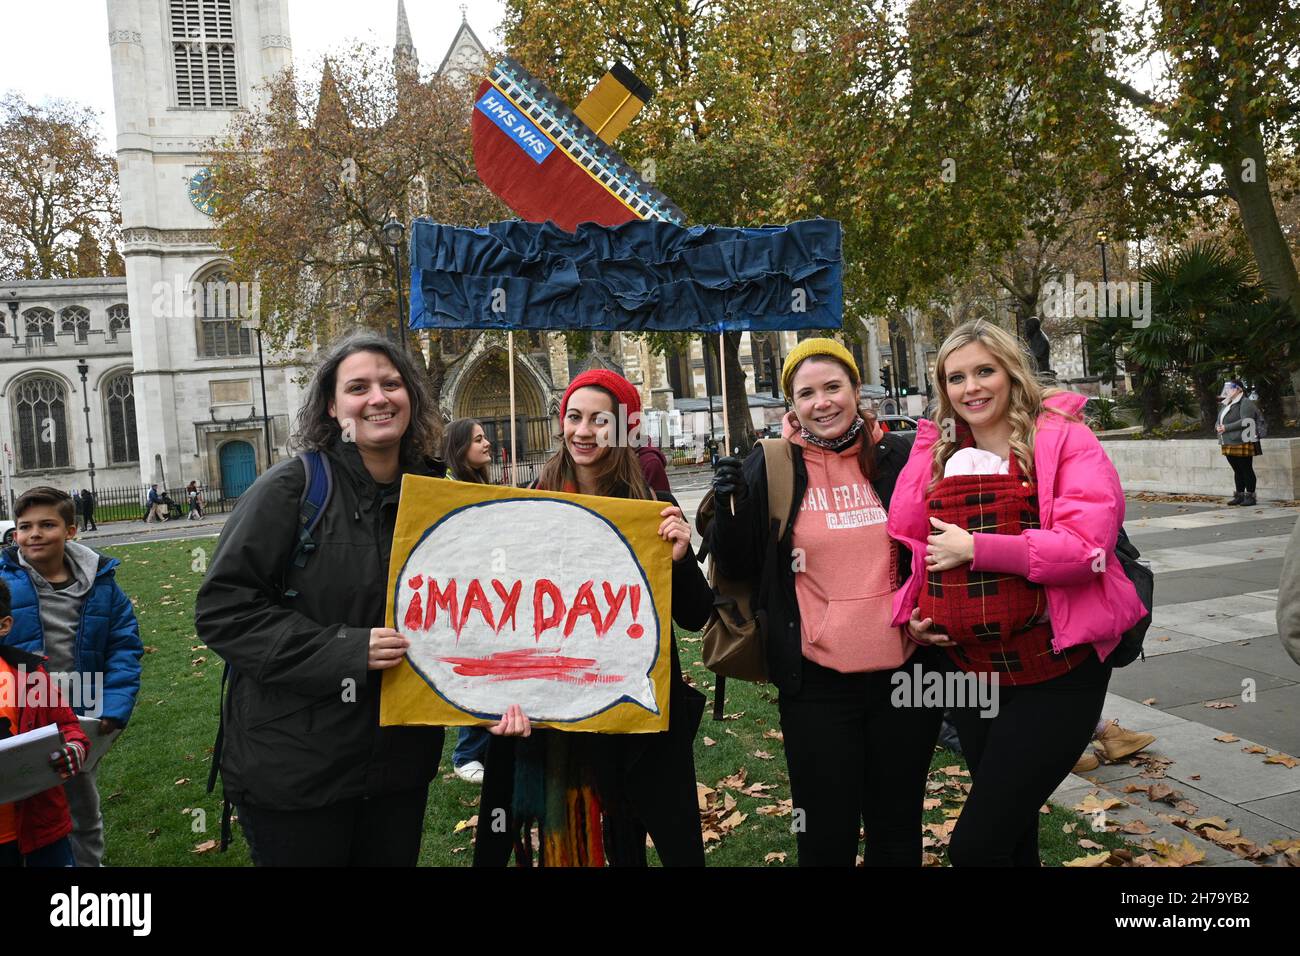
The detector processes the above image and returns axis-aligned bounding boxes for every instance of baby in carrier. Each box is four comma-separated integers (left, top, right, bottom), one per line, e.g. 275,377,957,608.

919,443,1089,685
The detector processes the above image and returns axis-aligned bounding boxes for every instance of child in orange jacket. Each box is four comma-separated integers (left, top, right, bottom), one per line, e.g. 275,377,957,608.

0,575,90,867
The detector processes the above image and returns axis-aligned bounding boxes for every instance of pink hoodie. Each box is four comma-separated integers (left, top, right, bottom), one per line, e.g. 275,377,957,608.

886,392,1146,660
785,412,913,673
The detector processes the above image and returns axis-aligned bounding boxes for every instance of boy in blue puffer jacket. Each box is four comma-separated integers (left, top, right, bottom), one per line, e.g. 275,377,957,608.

0,486,142,866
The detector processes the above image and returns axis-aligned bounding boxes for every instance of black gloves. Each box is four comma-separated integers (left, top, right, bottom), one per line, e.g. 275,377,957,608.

712,455,748,506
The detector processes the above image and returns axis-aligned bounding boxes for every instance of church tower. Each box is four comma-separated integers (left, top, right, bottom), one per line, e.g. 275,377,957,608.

106,0,296,493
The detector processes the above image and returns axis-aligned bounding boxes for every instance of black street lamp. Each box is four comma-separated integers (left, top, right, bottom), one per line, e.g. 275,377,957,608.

382,216,409,351
75,359,96,500
244,315,274,470
5,298,17,340
1097,228,1107,385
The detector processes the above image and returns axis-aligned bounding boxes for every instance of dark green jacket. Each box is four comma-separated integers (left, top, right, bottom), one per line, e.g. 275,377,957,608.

196,438,445,810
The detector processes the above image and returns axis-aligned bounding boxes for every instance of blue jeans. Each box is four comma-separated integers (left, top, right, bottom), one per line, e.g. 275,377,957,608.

0,835,76,867
453,726,490,768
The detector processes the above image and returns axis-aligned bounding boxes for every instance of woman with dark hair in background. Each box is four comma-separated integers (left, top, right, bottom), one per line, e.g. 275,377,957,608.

196,330,450,866
442,417,494,784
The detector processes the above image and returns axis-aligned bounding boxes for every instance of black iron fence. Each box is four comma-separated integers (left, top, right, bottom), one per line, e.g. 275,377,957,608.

39,482,238,525
21,443,696,526
488,449,552,488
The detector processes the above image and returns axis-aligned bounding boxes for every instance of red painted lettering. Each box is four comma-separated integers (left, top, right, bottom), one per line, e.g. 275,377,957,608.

598,582,627,637
424,579,461,637
563,580,601,638
459,578,496,633
533,579,565,640
491,579,522,634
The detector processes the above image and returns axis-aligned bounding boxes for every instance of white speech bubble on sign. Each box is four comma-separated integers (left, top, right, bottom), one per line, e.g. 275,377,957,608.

394,497,661,723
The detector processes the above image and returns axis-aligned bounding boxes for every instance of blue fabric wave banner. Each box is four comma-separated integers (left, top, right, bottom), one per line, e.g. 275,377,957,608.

408,218,842,333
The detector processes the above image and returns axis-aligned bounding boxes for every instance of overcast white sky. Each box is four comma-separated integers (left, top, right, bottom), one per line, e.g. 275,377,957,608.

0,0,507,148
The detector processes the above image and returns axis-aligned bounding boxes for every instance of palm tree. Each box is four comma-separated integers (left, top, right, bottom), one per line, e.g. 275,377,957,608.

1099,241,1295,431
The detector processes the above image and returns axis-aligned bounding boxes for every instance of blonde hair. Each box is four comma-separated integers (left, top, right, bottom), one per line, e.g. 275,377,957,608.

928,320,1078,491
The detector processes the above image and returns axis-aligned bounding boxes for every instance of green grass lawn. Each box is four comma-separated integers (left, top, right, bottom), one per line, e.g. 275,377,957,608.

100,536,1130,867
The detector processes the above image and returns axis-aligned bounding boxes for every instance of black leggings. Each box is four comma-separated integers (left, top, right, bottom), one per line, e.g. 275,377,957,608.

944,651,1111,866
1226,455,1257,494
778,650,945,867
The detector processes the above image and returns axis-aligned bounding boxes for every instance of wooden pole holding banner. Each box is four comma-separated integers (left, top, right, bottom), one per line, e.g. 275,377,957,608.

714,329,731,721
718,331,732,455
508,331,518,486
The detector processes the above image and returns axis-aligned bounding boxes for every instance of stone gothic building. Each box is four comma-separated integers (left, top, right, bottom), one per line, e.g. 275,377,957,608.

1,0,924,510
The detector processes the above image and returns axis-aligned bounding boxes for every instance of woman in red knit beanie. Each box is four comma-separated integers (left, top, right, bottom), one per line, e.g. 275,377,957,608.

474,368,714,867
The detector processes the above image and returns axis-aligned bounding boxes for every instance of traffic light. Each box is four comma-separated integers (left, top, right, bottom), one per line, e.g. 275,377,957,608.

881,365,893,395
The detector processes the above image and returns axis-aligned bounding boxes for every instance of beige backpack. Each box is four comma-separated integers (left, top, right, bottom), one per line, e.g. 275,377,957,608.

694,439,795,682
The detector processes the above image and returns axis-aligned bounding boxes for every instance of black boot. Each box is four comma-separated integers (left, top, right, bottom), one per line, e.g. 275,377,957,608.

1242,492,1257,506
1228,492,1244,506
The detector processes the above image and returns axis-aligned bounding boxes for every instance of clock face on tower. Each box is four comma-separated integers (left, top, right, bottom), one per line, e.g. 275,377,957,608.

187,167,218,216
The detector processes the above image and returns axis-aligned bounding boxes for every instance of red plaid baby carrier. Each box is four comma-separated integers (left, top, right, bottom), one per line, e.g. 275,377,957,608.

918,451,1090,685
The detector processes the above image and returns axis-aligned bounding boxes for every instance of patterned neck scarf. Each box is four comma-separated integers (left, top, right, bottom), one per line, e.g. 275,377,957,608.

800,415,865,451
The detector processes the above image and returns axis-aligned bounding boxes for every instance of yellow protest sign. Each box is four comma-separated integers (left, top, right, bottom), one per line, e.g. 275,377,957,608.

380,476,674,733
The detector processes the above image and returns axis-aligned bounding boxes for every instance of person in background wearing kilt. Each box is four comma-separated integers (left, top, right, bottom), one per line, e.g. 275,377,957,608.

887,320,1146,866
1216,380,1262,506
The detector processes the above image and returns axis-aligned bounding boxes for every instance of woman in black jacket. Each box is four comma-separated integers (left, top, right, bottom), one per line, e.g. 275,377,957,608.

708,338,944,867
196,331,447,866
474,369,713,867
1216,380,1263,506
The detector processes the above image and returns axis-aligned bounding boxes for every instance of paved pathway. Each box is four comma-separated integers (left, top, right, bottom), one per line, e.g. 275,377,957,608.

1051,497,1300,865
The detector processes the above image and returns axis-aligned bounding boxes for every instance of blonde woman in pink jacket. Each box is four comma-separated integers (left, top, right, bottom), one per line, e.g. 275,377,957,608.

887,320,1146,866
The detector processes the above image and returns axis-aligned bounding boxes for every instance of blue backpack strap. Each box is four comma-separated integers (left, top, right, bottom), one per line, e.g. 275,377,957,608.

285,451,333,596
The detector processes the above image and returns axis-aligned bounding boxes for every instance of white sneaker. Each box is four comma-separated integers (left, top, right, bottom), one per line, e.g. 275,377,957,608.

454,760,485,784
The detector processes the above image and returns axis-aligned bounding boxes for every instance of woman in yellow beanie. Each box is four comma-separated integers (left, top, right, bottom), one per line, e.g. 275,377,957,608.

707,337,945,866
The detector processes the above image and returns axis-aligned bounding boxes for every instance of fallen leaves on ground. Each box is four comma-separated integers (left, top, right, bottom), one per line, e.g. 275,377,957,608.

1243,744,1269,754
702,736,715,746
453,816,478,834
1146,782,1184,805
1143,838,1206,867
192,840,218,854
1063,850,1113,867
1214,732,1240,743
924,819,957,847
1141,698,1158,706
756,799,793,817
1075,793,1126,814
1204,701,1237,709
763,851,786,864
1265,753,1300,768
753,750,774,760
762,729,784,742
1121,819,1154,835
